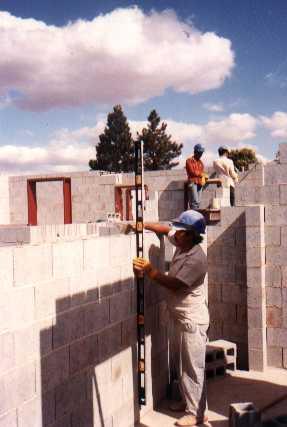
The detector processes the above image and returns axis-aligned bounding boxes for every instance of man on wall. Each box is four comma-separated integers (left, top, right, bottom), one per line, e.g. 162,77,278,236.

213,146,238,207
133,209,209,427
185,144,206,210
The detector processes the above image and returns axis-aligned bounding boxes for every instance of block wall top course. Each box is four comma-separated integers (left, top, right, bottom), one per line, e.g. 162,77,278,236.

279,143,287,164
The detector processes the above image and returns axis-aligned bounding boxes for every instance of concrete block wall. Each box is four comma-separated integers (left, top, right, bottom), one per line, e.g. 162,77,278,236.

0,231,168,426
0,176,10,224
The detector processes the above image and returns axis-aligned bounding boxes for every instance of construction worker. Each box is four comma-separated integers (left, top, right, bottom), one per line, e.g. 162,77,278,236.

133,210,209,427
185,144,206,210
213,146,238,207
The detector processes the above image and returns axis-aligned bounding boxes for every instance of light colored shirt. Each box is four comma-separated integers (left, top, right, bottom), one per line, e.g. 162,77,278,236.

166,230,209,325
213,156,238,188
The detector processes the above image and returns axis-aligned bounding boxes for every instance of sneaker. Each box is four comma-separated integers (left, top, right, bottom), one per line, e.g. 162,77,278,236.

175,414,209,426
169,401,187,412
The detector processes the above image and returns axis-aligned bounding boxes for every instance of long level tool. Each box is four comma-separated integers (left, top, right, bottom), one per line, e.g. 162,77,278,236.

134,139,146,406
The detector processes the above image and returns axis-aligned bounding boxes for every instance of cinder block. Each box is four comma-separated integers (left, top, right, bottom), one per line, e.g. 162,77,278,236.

237,305,247,323
10,287,35,329
112,401,138,427
283,348,287,368
85,299,109,334
52,240,83,279
266,287,282,307
281,226,287,246
283,267,287,287
222,323,247,342
0,362,36,414
265,265,281,287
98,323,122,362
17,392,55,427
41,346,69,392
247,308,264,329
35,278,70,319
70,334,98,375
267,328,287,347
83,237,110,271
267,347,283,368
229,402,261,427
14,325,35,366
0,332,15,374
209,303,236,322
208,284,222,303
0,247,13,288
280,184,287,204
265,206,287,226
55,372,87,419
13,244,53,286
222,285,244,304
265,226,281,247
53,307,85,349
248,328,265,349
265,163,287,185
0,289,11,333
121,315,137,347
0,409,17,427
279,143,287,164
267,307,282,328
246,247,265,267
248,288,265,308
248,348,267,371
247,267,265,288
110,236,131,267
97,266,122,298
266,247,287,266
34,317,53,356
110,291,131,324
111,347,133,383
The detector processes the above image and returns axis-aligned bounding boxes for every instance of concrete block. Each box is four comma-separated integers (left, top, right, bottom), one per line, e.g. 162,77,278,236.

265,206,287,226
10,287,35,328
111,347,133,383
0,289,11,333
267,347,283,368
246,227,265,248
98,323,122,362
246,247,265,267
229,402,261,427
0,409,17,427
247,288,265,309
41,346,69,392
265,226,281,246
282,267,287,287
70,333,98,375
246,267,265,288
267,307,282,328
14,325,35,365
0,332,15,374
222,285,244,304
53,240,83,279
53,307,85,349
85,299,109,335
247,308,264,329
248,348,267,371
267,328,287,347
265,265,281,287
265,163,287,185
256,185,279,205
248,328,265,349
113,401,138,427
266,247,287,266
17,392,55,427
13,244,53,286
97,266,122,298
208,284,222,303
35,278,70,319
121,315,137,347
283,348,287,368
0,362,36,414
209,303,236,322
237,305,247,323
55,372,87,419
110,290,131,324
83,237,110,271
279,142,287,164
245,205,264,227
110,236,131,267
281,226,287,246
35,317,53,356
266,287,282,307
280,184,287,205
220,207,245,227
0,247,13,289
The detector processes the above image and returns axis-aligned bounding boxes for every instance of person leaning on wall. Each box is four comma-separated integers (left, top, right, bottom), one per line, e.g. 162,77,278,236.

213,146,238,207
133,209,209,427
185,144,206,211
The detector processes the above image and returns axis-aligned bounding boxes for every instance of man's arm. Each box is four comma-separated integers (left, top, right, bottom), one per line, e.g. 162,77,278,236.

144,222,171,235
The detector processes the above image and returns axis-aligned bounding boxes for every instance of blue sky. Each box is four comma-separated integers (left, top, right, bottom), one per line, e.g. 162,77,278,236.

0,0,287,173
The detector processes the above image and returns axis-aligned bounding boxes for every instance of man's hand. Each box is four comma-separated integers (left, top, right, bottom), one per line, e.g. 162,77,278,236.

133,257,153,275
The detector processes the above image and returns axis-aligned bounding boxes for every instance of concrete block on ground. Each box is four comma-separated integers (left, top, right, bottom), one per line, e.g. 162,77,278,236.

229,402,261,427
13,244,53,286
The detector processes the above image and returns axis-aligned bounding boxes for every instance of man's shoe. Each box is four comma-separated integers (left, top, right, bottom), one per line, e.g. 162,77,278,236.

169,401,187,412
175,414,209,426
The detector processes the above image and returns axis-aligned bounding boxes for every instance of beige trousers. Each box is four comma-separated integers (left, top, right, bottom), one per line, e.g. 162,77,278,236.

171,319,208,418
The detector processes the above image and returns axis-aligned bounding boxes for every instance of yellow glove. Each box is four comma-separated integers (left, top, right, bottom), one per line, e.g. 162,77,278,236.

133,257,158,279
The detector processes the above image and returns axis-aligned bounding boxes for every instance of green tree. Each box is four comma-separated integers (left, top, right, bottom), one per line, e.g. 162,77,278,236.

137,110,183,170
229,147,258,171
89,105,134,172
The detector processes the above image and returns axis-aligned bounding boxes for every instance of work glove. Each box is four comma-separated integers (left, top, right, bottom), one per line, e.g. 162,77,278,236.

133,256,156,277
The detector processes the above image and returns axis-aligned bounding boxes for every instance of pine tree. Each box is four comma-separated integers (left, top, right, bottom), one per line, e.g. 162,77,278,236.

137,110,183,170
89,105,134,172
229,148,258,171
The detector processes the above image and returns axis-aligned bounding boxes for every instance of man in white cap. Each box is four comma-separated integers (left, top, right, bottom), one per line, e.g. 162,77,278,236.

213,146,238,206
133,210,209,427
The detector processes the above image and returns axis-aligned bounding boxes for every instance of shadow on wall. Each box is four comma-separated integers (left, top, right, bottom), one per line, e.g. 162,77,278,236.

207,213,248,369
39,247,169,426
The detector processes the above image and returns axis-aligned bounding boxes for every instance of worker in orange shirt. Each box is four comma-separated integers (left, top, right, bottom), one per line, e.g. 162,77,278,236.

185,144,205,210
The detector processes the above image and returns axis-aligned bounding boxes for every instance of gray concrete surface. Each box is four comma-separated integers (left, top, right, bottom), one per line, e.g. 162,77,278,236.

138,368,287,426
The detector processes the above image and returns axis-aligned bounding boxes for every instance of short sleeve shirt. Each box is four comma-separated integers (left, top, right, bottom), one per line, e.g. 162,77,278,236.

166,230,209,325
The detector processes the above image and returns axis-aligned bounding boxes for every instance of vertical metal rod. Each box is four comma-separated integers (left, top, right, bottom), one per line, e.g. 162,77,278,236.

135,139,146,406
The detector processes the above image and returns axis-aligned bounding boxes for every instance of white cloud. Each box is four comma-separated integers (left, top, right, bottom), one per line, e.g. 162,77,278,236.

203,102,224,112
0,8,234,111
260,111,287,140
